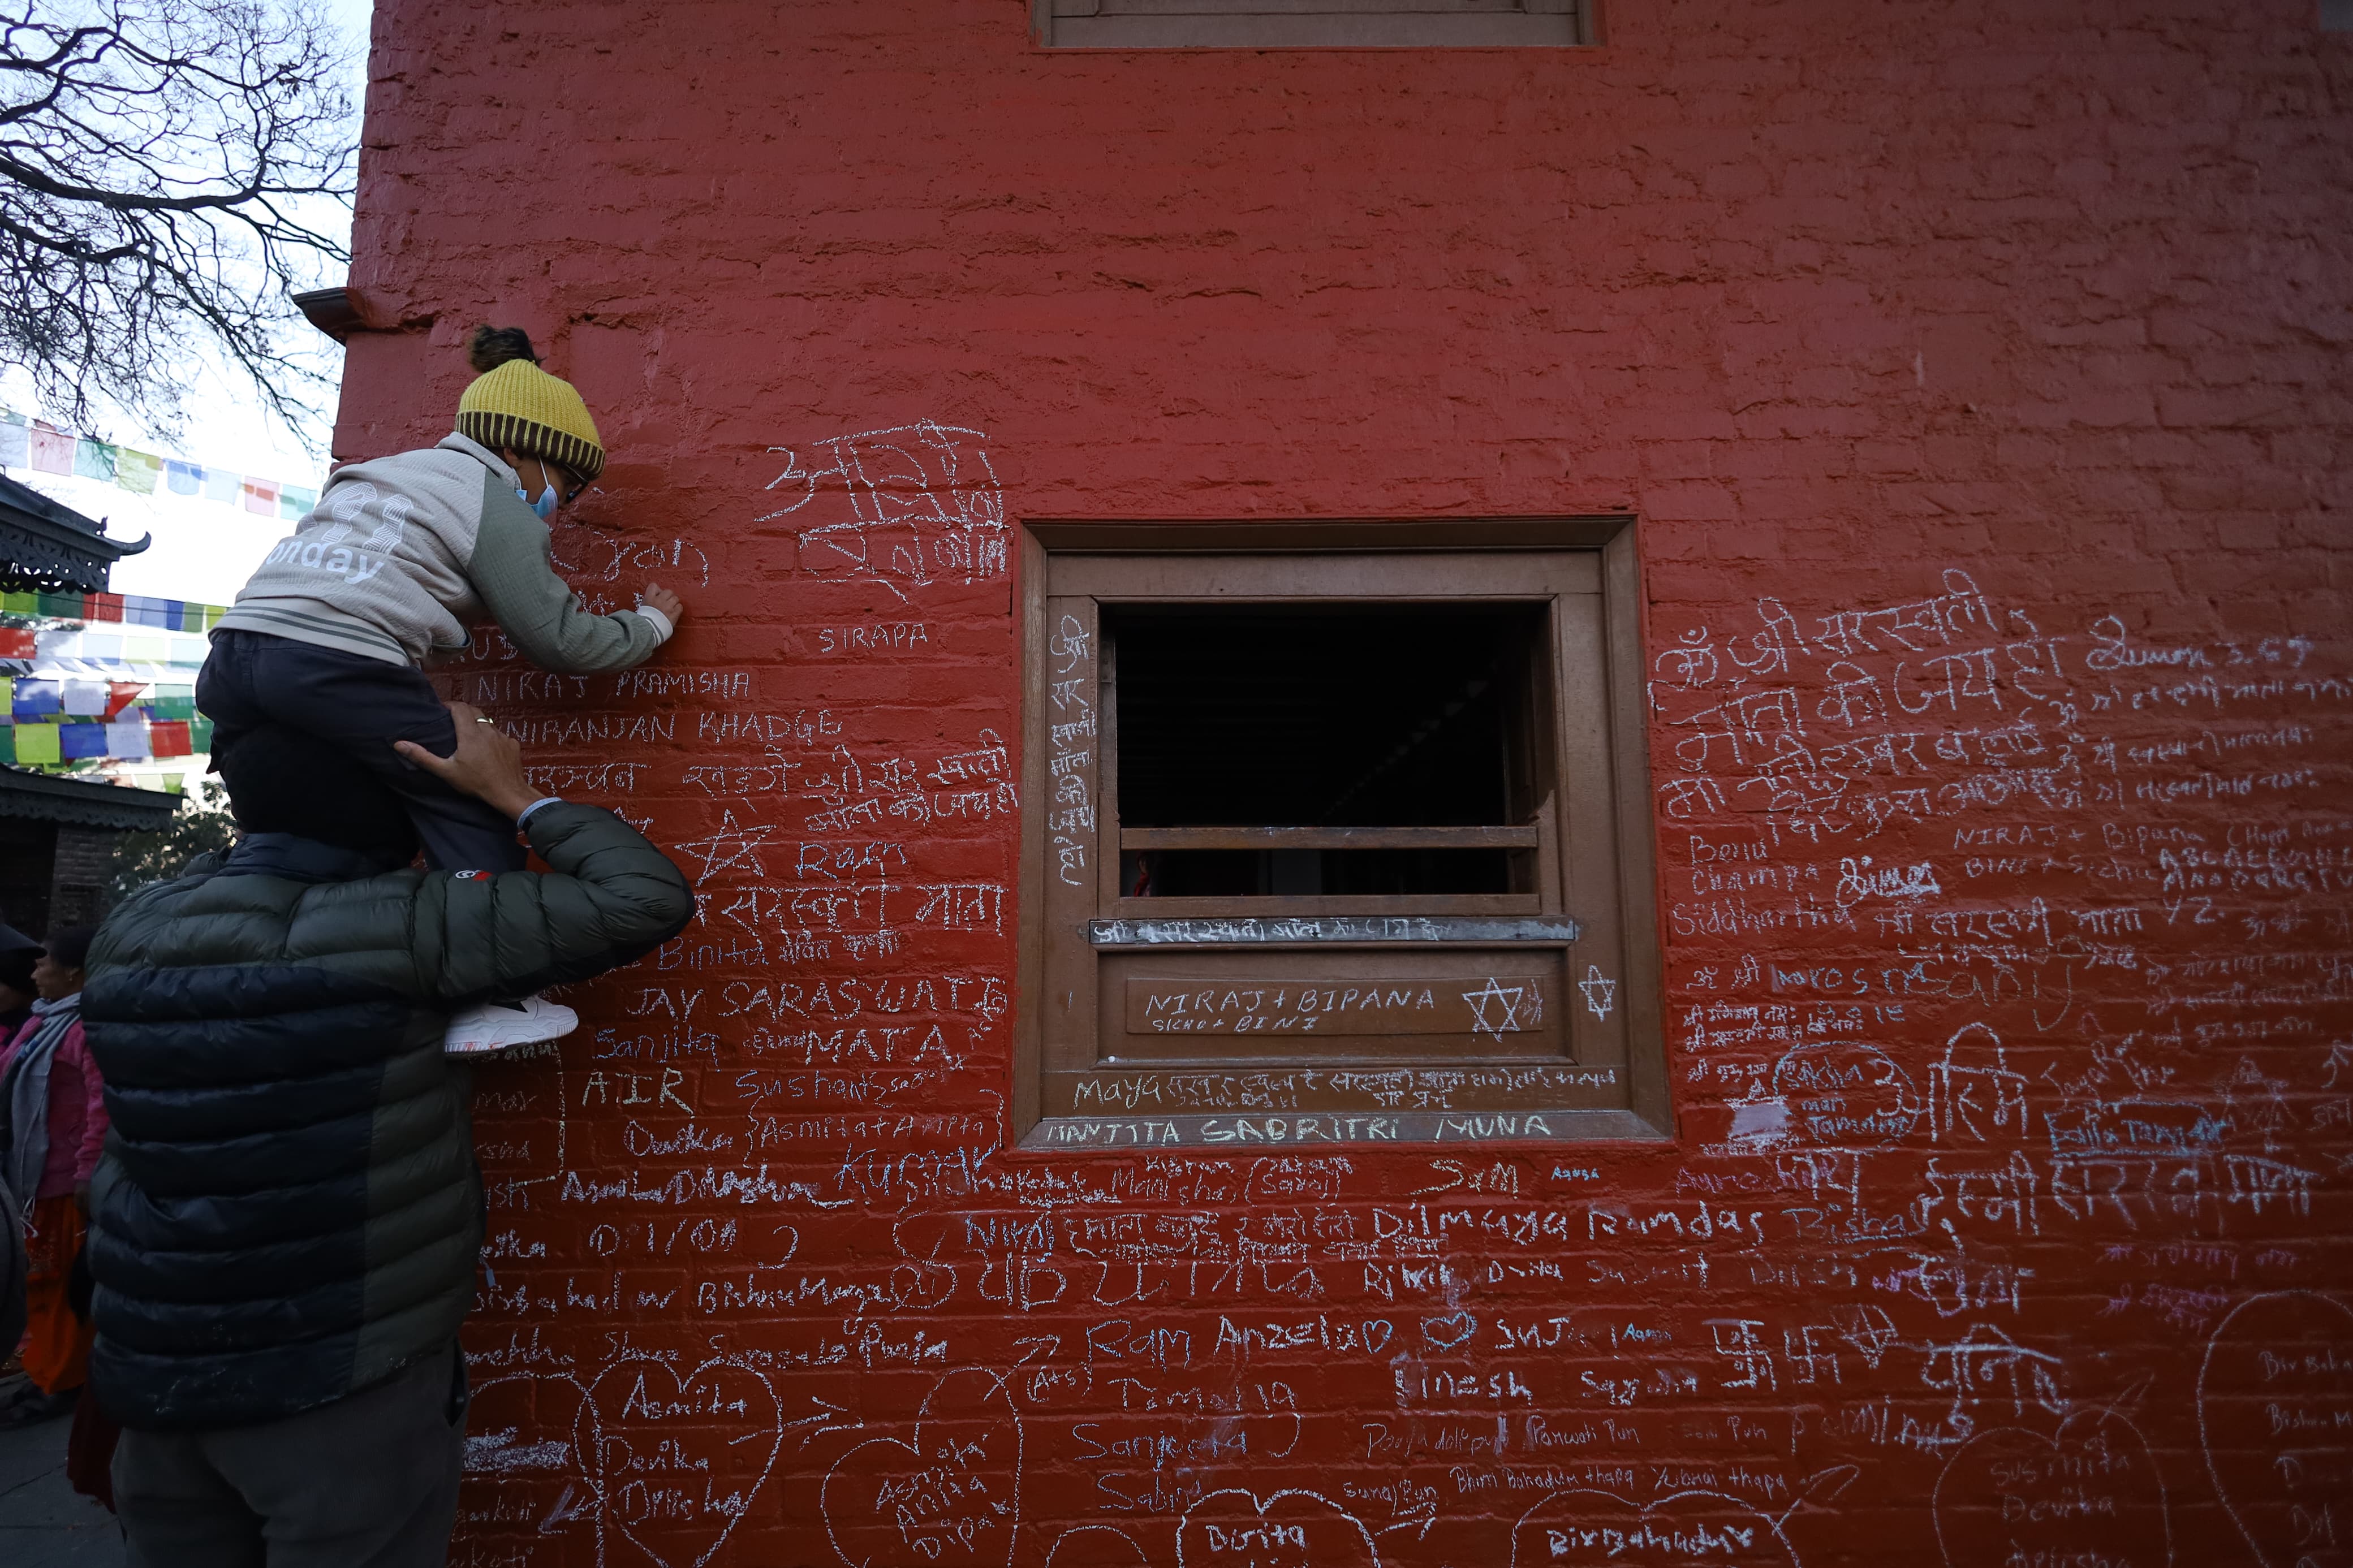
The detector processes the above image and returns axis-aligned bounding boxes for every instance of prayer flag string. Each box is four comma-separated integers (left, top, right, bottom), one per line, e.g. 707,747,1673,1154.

1,409,320,520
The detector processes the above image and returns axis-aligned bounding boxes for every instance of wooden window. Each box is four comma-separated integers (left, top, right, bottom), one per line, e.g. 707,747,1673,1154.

1016,518,1666,1149
1035,0,1592,50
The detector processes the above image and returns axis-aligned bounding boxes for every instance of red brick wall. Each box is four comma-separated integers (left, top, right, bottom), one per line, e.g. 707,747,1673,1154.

343,3,2352,1563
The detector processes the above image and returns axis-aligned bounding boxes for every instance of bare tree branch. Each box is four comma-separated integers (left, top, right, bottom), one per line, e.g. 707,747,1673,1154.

0,1,355,438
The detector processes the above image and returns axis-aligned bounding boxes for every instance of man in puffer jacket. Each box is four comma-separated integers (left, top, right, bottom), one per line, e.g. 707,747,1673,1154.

80,701,694,1566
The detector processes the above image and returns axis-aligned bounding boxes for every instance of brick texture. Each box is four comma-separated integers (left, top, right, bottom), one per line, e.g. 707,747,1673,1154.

50,825,114,930
339,2,2352,1564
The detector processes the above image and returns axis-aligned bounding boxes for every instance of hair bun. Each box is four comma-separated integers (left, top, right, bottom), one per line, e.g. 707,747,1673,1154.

467,325,539,373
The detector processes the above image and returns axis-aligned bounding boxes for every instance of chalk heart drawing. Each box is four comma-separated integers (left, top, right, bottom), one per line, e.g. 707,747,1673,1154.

1932,1410,2170,1568
823,1368,1024,1568
1043,1524,1153,1568
582,1357,782,1568
1770,1040,1921,1147
1420,1310,1479,1352
1176,1488,1379,1568
463,1372,600,1543
2198,1291,2353,1568
1510,1489,1796,1567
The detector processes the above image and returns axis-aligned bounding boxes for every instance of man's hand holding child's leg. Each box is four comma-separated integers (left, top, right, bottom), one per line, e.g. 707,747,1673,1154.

393,701,540,821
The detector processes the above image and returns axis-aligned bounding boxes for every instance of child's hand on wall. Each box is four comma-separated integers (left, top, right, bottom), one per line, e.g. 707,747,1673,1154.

639,583,686,628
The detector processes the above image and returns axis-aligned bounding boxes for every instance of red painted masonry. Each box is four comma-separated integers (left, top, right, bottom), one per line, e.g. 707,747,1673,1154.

335,3,2351,1565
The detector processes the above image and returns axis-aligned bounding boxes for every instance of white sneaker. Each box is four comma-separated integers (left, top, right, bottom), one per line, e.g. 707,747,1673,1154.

444,994,579,1056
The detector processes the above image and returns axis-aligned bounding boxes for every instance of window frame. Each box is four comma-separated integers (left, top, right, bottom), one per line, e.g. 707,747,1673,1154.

1013,517,1668,1150
1033,0,1593,50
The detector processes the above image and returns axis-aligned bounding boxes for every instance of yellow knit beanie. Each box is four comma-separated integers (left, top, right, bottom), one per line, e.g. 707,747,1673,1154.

454,326,606,483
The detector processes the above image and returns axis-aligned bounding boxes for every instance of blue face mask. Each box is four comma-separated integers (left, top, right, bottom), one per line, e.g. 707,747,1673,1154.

516,482,559,520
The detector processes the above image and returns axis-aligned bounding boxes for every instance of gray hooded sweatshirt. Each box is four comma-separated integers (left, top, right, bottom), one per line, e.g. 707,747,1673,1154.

214,433,669,670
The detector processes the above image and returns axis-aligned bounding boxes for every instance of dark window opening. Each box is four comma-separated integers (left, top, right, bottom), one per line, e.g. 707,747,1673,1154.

1121,845,1515,897
1109,602,1549,897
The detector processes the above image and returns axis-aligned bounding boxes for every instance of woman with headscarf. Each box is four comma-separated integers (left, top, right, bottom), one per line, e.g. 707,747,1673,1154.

0,926,104,1426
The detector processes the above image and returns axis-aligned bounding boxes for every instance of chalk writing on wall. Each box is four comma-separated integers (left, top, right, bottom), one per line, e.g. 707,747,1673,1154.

441,526,2350,1568
759,421,1006,602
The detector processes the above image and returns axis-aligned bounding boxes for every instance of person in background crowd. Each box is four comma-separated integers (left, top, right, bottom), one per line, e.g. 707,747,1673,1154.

0,924,103,1427
0,923,49,1407
83,703,693,1567
0,923,41,1039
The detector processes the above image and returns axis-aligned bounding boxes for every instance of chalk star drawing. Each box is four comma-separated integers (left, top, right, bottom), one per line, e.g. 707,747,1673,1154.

675,810,777,880
1461,978,1536,1039
1579,965,1617,1021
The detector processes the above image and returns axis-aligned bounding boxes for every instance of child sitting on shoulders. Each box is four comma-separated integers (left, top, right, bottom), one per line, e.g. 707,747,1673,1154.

202,326,688,1054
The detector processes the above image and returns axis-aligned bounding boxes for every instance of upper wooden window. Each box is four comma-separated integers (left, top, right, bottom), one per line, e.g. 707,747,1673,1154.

1035,0,1593,49
1015,519,1665,1150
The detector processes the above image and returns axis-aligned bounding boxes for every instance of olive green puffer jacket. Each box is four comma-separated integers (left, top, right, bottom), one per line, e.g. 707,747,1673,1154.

81,803,693,1430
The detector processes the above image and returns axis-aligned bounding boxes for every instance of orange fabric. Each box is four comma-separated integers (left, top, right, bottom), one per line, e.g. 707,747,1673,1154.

19,1194,90,1394
66,1384,119,1510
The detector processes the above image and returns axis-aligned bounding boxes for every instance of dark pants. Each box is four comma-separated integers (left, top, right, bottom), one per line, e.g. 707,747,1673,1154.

113,1342,468,1568
199,629,524,872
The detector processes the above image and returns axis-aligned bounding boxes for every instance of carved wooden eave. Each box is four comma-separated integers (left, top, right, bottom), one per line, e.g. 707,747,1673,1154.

0,766,180,832
0,472,150,594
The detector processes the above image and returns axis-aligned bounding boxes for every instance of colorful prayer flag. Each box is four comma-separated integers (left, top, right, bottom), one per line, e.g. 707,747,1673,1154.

105,719,151,759
61,679,108,716
242,477,279,514
29,422,71,474
14,723,61,764
74,438,117,482
115,449,162,495
191,715,214,752
165,460,203,495
204,468,240,504
11,680,59,719
279,485,318,520
59,722,107,760
0,628,31,659
0,420,25,468
150,720,192,758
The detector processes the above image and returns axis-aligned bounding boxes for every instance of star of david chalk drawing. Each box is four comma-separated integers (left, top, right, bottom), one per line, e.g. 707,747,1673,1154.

675,809,777,880
1578,965,1617,1021
1461,978,1535,1039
